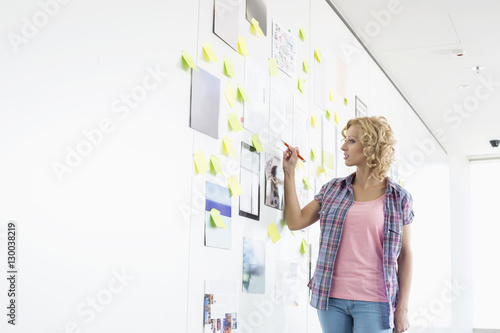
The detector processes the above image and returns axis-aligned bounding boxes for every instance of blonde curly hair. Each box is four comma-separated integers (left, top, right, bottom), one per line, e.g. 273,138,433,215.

342,116,396,181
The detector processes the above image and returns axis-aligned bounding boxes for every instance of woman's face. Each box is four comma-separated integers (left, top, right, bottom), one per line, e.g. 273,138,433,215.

341,125,367,167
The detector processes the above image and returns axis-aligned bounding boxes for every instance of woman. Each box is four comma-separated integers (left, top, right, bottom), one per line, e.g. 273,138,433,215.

283,116,413,333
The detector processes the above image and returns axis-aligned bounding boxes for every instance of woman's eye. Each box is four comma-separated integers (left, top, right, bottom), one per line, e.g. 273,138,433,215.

349,140,355,143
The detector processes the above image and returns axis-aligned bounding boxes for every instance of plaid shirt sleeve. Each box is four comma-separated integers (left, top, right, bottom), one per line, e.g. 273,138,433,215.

402,192,414,226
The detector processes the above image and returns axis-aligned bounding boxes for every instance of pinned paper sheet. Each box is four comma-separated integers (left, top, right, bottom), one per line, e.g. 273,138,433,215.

210,208,227,228
299,26,308,41
251,134,264,153
228,113,243,132
303,59,310,73
298,77,305,93
225,81,237,107
334,111,339,125
251,18,265,37
296,159,306,172
310,148,317,161
182,50,198,71
314,47,322,63
193,150,209,174
323,151,335,170
311,113,318,128
329,88,334,102
303,176,312,190
210,155,224,176
222,136,236,157
268,58,279,76
238,36,249,56
202,43,219,63
228,175,243,196
224,57,236,78
237,84,249,102
301,238,308,254
267,222,281,244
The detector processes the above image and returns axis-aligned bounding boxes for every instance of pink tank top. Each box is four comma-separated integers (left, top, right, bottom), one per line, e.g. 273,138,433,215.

329,194,387,302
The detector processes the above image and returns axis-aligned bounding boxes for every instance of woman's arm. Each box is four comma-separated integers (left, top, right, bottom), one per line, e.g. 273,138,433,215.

283,147,321,231
394,224,413,333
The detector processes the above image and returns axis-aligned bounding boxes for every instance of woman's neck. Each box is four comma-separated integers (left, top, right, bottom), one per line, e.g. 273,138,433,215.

353,166,385,189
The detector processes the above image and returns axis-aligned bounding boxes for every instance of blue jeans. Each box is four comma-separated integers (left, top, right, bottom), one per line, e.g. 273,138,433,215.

317,297,392,333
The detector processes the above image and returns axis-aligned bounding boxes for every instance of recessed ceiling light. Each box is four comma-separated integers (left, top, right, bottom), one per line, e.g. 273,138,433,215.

458,85,470,90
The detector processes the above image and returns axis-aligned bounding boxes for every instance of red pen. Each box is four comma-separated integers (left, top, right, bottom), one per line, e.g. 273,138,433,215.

282,140,306,162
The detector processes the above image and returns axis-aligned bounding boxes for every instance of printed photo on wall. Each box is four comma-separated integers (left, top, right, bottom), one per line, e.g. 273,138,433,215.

242,237,266,294
239,142,260,220
264,153,284,210
205,182,232,250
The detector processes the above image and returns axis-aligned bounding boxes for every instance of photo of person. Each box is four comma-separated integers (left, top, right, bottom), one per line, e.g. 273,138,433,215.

265,153,284,210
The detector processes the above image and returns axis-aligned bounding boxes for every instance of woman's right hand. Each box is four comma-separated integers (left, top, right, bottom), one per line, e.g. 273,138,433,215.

283,146,300,175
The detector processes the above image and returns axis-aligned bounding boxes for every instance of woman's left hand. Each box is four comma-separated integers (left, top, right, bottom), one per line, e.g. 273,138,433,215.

393,306,409,333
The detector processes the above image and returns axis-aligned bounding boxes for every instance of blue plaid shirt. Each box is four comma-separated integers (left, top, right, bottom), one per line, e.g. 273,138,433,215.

309,172,414,328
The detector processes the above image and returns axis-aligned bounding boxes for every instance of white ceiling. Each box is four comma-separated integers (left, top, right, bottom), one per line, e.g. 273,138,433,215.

328,0,500,158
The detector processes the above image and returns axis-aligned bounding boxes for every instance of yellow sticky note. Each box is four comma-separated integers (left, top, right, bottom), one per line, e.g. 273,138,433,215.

311,113,318,128
344,98,348,106
318,165,327,176
222,136,236,157
228,175,243,196
298,77,305,93
238,36,249,56
182,50,198,71
323,151,335,170
329,88,334,102
228,113,243,132
210,208,227,228
193,150,209,174
251,18,265,37
210,155,224,176
237,84,249,102
303,176,312,189
315,47,322,63
303,59,310,73
299,27,308,41
296,159,305,172
251,134,264,153
326,108,331,120
267,222,281,244
311,148,317,161
202,43,219,63
290,230,296,237
334,111,339,125
301,238,308,254
224,57,236,78
225,81,236,107
268,58,279,76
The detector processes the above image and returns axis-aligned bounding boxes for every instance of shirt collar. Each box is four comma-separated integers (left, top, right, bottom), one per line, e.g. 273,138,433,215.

340,171,396,193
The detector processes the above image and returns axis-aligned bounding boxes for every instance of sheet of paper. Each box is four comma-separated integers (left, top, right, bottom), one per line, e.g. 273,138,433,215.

293,95,308,155
239,168,253,213
194,150,209,174
228,113,243,132
214,0,239,51
244,57,267,133
190,67,220,139
272,20,297,77
314,60,326,110
267,222,281,243
204,183,232,249
269,77,287,148
246,0,267,36
225,80,236,107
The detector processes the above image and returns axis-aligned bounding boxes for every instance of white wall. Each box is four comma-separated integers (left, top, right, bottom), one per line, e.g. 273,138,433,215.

0,1,454,332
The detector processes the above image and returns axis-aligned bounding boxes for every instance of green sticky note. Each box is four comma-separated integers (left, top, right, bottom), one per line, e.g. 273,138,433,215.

299,27,308,41
182,50,198,71
344,98,348,106
303,59,310,73
251,134,264,153
222,136,236,157
323,151,334,170
227,113,243,132
228,175,243,196
298,77,305,93
224,57,236,78
310,148,317,161
210,208,227,228
202,43,219,63
210,155,224,176
334,111,339,125
269,58,279,76
303,176,312,189
237,84,249,102
267,222,281,244
238,36,249,56
326,108,331,120
301,238,308,254
193,150,209,174
225,80,236,107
